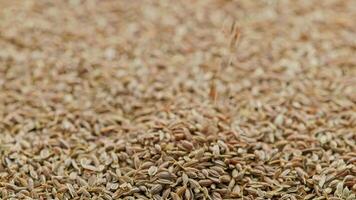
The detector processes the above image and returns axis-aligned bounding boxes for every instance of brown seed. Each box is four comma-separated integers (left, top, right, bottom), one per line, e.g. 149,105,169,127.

176,186,186,196
181,140,194,150
219,175,231,183
157,171,176,180
188,179,201,189
148,166,158,176
151,184,163,194
274,114,284,126
66,183,77,197
232,185,241,194
212,192,222,200
228,178,236,190
88,175,97,186
182,173,189,186
171,192,182,200
335,182,343,197
232,169,239,178
162,188,171,199
319,174,326,188
185,188,192,200
198,179,213,187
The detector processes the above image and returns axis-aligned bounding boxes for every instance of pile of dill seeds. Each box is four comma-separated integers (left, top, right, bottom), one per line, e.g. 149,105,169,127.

0,0,355,199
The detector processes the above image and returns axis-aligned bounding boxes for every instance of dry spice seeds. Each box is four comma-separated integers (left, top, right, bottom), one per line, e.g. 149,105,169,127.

0,0,356,199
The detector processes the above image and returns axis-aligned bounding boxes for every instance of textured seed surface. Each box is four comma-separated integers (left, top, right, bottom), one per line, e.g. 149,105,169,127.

0,0,355,199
